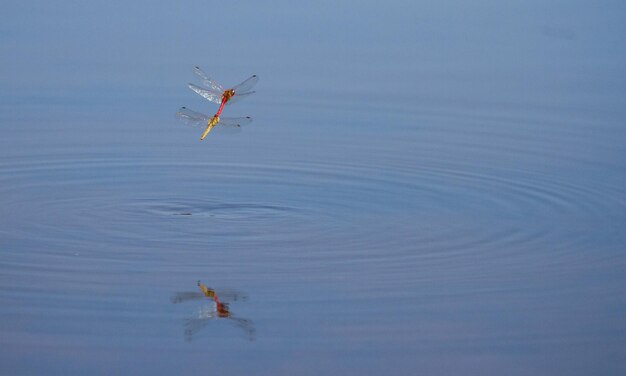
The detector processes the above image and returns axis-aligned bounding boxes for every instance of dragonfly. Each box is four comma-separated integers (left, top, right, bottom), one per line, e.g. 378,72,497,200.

176,106,252,140
188,66,259,118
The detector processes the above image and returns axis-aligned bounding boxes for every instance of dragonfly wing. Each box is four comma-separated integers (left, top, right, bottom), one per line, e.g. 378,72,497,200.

226,91,255,105
216,289,249,302
230,317,256,340
218,116,252,127
231,75,259,94
171,291,205,304
193,66,224,92
184,316,210,341
176,107,210,128
220,116,252,126
210,117,252,134
188,83,222,104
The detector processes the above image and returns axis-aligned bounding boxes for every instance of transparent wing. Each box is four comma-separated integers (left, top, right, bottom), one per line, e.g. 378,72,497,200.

184,316,210,341
188,83,222,104
231,75,259,94
176,107,210,128
229,317,256,341
226,91,256,105
171,292,205,304
211,117,251,134
215,289,249,302
218,116,252,128
193,66,224,92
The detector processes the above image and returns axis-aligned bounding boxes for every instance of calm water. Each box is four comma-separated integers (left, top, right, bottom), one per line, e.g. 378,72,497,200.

1,1,626,375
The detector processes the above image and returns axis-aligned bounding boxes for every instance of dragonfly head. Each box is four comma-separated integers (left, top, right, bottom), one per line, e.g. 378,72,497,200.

223,89,235,101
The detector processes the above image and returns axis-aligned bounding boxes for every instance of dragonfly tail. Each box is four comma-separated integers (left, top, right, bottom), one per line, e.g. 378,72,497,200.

200,124,214,140
200,116,220,140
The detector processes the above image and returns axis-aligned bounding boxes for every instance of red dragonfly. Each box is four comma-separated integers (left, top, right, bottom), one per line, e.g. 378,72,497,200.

188,66,259,117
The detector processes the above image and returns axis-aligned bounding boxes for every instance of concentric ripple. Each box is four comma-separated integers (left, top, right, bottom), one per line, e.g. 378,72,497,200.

1,146,624,281
138,199,297,220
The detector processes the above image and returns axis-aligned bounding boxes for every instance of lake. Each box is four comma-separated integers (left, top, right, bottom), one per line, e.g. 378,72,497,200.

1,1,625,375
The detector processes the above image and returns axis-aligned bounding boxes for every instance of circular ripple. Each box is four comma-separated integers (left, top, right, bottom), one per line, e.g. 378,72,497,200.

138,199,298,220
1,155,623,275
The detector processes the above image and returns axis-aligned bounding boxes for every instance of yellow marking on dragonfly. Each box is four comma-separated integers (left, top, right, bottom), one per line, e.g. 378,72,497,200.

200,115,220,140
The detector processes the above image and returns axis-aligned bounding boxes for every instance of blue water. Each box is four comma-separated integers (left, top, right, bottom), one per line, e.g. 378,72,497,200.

1,1,626,375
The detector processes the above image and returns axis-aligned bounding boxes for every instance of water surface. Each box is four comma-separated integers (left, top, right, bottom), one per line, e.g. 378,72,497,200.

1,1,625,375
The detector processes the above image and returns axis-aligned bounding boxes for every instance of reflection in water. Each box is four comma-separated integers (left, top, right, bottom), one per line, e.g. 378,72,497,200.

171,281,255,341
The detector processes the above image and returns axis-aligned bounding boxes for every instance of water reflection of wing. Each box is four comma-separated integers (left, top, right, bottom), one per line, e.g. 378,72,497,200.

184,317,209,341
217,289,249,302
230,317,256,341
183,305,216,341
184,316,256,342
182,305,255,341
171,292,205,304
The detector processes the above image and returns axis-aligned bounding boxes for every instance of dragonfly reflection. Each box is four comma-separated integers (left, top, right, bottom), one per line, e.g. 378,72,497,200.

171,281,255,341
